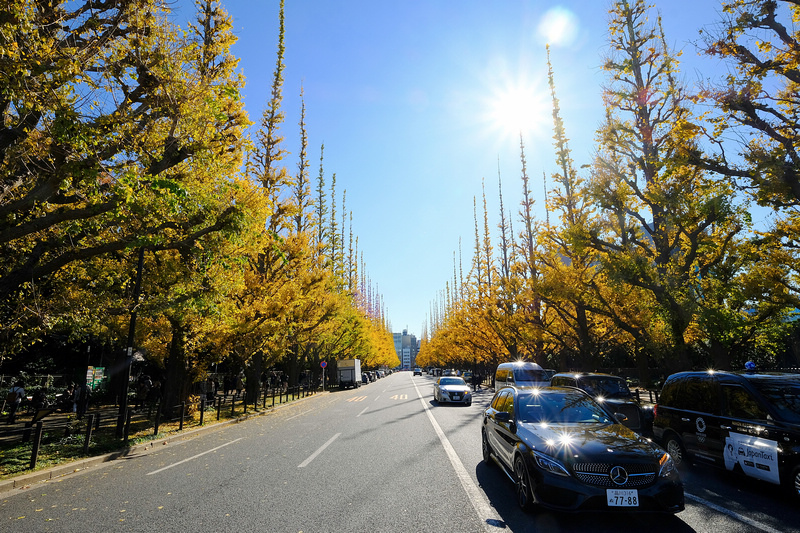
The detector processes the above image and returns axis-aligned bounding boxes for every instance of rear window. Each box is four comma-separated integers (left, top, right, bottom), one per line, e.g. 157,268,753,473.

580,376,631,398
514,368,548,382
550,376,574,387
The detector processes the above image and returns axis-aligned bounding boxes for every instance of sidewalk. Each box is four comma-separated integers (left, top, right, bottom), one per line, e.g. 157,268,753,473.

0,391,328,495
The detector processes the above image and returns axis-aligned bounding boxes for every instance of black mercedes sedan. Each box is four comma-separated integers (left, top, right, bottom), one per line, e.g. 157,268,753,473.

482,386,684,514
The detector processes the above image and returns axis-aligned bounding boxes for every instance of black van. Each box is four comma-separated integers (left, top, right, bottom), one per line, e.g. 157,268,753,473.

653,371,800,499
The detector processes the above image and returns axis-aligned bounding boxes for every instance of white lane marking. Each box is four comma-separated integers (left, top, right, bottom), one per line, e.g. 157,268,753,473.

298,433,341,468
685,493,781,533
411,378,503,531
147,438,243,475
357,407,369,417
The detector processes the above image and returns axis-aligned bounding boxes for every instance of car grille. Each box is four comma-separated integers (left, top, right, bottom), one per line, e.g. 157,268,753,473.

572,462,656,488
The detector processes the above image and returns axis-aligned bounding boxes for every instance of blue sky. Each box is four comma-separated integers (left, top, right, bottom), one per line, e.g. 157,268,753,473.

173,1,732,337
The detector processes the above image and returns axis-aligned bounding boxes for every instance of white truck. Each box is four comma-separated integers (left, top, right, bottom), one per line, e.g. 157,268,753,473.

338,358,361,389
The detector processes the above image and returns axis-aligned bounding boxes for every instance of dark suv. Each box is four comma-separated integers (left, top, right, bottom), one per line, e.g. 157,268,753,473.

549,372,653,435
653,371,800,499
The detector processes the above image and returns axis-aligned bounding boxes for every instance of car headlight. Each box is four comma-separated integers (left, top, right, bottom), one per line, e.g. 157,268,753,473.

531,450,570,477
658,452,676,478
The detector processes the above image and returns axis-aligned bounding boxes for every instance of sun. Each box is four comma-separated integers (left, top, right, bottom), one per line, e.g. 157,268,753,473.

484,78,550,143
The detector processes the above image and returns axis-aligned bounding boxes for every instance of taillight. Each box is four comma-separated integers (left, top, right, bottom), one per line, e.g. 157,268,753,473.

653,404,658,417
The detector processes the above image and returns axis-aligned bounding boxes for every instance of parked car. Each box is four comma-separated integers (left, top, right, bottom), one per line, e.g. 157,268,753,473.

494,362,551,389
550,372,653,435
413,368,422,376
482,386,684,513
433,377,472,406
653,370,800,499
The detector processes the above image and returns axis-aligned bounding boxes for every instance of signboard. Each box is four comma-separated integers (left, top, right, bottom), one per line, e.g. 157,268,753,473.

86,366,105,390
320,361,327,368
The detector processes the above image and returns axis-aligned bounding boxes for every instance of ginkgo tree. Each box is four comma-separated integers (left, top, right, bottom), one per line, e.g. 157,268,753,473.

584,0,746,373
0,0,250,360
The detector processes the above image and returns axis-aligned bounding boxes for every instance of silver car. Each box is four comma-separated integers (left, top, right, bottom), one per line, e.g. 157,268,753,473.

433,377,472,406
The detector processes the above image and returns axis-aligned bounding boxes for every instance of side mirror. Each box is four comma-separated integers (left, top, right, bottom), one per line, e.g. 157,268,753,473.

494,411,511,422
614,412,628,422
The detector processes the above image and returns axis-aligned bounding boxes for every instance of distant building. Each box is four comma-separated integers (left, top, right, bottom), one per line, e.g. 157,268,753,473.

393,329,418,369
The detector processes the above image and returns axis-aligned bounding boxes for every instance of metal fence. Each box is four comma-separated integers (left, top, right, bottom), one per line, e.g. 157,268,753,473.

1,383,318,473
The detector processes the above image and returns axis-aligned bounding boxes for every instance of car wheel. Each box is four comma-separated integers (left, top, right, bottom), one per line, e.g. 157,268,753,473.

482,429,492,464
790,465,800,500
514,455,534,512
664,434,686,467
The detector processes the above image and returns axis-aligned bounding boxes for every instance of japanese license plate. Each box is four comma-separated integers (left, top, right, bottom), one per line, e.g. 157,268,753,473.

607,489,639,507
452,395,461,400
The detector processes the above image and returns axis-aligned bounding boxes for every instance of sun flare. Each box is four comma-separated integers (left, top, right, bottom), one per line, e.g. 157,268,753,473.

484,79,550,142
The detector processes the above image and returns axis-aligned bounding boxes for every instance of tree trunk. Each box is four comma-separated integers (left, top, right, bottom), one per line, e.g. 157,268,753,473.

163,318,190,418
710,339,732,370
245,351,263,404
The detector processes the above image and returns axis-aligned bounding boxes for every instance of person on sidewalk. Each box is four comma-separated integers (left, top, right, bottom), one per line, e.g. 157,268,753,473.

5,381,25,424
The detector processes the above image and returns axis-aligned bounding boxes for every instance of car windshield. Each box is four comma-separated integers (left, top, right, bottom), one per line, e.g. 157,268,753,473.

581,376,631,398
514,368,548,382
750,378,800,424
518,391,614,424
439,377,466,387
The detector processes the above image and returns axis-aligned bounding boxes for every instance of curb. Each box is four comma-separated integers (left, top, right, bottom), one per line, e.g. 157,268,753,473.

0,390,328,496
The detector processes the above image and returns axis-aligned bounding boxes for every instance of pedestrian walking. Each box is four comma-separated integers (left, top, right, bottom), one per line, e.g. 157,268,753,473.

136,375,151,409
235,374,244,398
71,383,80,413
60,383,74,412
206,377,215,401
32,387,49,410
147,380,162,410
5,381,25,424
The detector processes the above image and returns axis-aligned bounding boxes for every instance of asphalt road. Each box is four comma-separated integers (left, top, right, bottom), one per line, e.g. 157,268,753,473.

1,372,798,532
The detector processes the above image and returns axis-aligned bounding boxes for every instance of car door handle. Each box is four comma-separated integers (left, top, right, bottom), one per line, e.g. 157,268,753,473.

721,425,732,430
681,418,690,422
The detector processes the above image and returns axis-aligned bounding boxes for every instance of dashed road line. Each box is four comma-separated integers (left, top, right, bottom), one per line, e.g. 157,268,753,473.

298,433,341,468
147,438,243,475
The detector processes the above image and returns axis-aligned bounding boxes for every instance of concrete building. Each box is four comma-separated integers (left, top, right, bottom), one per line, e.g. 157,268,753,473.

393,329,418,369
